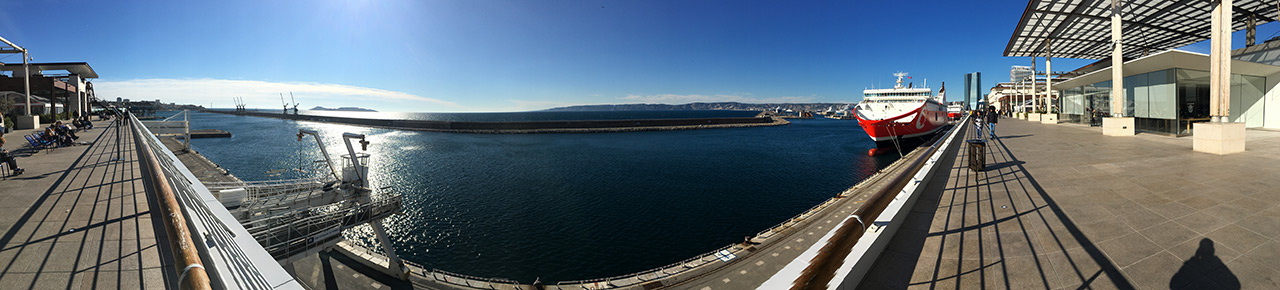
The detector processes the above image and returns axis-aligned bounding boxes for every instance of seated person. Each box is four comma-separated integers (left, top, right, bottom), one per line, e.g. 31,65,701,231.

73,117,93,130
0,137,26,175
53,121,79,140
44,127,72,146
41,128,57,143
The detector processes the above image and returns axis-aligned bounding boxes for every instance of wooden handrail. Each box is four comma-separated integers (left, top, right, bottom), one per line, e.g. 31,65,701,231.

132,116,212,290
790,116,966,290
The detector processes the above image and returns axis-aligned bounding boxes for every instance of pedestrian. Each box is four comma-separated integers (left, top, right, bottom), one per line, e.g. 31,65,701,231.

986,105,999,139
972,108,984,138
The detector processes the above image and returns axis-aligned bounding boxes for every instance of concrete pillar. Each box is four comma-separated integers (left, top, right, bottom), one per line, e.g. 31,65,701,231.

1197,0,1245,154
69,74,83,119
1104,0,1135,136
1032,56,1038,113
1042,44,1058,124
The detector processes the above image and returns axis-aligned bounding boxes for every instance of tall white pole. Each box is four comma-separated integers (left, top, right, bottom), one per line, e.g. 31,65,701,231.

1210,0,1233,122
1111,0,1125,117
23,51,30,116
1032,56,1038,113
1046,44,1053,114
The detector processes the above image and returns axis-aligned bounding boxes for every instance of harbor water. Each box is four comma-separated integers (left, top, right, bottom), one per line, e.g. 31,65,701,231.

181,110,900,282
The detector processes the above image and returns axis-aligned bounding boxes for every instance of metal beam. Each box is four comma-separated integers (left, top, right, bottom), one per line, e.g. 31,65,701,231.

1036,0,1105,54
1032,9,1206,42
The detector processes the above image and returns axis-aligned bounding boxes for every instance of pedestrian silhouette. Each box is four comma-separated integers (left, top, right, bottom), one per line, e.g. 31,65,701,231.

1169,238,1239,289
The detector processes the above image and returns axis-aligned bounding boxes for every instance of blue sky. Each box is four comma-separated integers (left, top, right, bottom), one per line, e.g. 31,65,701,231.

1,0,1276,112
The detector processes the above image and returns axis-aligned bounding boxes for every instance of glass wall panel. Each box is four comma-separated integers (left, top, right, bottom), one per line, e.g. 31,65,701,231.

1128,72,1150,118
1061,86,1084,123
1231,74,1242,121
1177,69,1212,135
1083,80,1110,126
1148,69,1177,120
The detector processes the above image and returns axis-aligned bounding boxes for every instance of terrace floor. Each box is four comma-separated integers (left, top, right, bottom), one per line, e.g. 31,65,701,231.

859,118,1280,290
0,120,170,290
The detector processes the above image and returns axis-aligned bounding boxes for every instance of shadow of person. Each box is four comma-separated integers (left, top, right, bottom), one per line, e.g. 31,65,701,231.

1170,238,1239,289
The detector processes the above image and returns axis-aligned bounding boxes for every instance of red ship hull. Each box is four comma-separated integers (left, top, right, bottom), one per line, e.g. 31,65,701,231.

855,101,948,142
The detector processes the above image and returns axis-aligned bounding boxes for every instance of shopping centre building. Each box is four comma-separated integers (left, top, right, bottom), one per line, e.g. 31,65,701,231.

998,0,1280,154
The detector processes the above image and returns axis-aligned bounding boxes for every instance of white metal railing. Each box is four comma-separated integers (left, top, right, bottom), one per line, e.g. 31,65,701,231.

241,188,402,260
129,110,303,289
142,110,190,150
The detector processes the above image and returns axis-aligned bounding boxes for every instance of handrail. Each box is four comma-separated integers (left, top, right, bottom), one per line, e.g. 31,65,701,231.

131,110,213,290
790,115,969,290
129,108,297,289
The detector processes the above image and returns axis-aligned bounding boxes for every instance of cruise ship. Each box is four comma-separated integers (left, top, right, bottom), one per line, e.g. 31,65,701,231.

853,72,949,144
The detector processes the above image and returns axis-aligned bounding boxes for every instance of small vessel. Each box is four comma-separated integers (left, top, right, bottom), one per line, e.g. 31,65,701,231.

854,72,948,144
946,102,964,120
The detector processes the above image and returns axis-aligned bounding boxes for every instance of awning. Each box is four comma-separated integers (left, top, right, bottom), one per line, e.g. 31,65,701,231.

0,62,98,78
1005,0,1280,59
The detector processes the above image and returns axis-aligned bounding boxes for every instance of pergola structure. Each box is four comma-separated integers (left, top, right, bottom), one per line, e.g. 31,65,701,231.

1004,0,1266,153
1005,0,1278,59
0,62,98,124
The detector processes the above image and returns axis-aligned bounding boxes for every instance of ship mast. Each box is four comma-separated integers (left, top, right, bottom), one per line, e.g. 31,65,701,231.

893,72,908,89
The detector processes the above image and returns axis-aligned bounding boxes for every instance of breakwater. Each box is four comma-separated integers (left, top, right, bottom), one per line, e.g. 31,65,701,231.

204,110,789,133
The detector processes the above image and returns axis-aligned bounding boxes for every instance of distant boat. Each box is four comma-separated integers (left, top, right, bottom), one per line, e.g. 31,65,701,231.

854,72,948,144
947,102,964,119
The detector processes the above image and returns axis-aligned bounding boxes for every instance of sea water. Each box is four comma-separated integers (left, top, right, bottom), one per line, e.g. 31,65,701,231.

180,110,899,282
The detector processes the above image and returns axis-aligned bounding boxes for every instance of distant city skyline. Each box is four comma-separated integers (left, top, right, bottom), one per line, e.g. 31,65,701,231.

1,0,1273,112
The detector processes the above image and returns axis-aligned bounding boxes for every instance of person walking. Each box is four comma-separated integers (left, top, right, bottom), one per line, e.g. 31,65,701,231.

972,108,984,139
986,105,999,139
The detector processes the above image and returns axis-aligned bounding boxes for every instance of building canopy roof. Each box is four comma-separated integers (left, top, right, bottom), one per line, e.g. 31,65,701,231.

0,62,98,78
1005,0,1280,59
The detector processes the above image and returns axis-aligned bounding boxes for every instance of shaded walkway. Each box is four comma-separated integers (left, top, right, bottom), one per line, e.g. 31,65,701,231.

0,121,169,289
860,119,1280,289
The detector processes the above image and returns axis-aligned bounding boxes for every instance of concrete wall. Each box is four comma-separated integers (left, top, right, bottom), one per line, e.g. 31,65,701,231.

1265,72,1280,129
213,110,781,133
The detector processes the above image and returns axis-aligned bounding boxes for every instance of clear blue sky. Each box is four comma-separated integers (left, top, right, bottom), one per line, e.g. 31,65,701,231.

1,0,1275,112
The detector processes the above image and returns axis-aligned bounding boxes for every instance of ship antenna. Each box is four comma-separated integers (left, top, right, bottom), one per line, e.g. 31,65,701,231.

893,72,908,89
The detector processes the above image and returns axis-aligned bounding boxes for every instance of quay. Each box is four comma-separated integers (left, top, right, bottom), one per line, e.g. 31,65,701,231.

0,120,171,289
204,110,789,134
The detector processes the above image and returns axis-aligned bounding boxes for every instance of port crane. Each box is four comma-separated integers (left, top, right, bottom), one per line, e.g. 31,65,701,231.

289,92,299,114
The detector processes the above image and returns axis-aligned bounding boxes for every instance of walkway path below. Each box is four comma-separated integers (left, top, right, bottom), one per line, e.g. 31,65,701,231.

860,119,1280,289
0,120,170,289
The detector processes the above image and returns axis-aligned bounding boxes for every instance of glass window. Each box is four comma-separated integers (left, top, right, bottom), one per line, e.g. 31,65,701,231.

1148,69,1176,120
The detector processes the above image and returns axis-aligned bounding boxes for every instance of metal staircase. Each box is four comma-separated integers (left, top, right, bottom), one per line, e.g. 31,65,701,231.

203,130,408,276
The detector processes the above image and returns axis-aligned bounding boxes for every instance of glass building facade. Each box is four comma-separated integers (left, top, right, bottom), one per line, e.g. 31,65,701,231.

1058,68,1266,135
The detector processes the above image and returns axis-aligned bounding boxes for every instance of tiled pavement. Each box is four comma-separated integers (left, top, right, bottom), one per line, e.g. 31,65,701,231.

859,118,1280,290
0,120,169,289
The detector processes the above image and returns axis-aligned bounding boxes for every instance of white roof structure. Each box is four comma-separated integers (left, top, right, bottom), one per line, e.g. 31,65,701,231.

1005,0,1280,59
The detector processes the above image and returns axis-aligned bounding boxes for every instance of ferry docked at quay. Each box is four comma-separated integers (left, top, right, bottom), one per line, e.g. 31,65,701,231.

853,72,949,146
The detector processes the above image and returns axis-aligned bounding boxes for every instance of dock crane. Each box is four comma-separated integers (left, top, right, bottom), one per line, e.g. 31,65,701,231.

280,93,290,114
289,92,299,114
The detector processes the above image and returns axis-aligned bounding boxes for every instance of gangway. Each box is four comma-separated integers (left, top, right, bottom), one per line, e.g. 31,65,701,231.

195,129,409,277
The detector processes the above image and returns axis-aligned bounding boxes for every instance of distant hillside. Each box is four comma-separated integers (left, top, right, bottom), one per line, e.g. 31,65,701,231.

544,102,854,112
